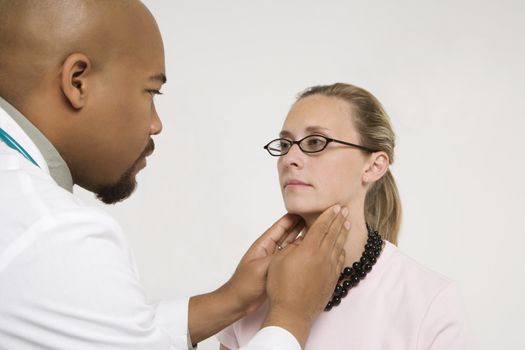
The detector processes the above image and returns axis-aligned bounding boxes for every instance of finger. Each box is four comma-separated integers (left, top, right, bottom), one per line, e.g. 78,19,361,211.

252,213,302,256
336,249,346,274
276,242,296,256
277,219,305,250
303,204,342,247
335,220,351,250
330,220,351,261
320,206,348,251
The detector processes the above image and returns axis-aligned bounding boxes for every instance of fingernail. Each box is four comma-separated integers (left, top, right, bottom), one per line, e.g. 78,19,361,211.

344,221,351,230
342,207,349,218
333,205,341,214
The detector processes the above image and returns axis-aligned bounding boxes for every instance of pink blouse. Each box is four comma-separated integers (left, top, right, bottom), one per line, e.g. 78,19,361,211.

217,242,472,350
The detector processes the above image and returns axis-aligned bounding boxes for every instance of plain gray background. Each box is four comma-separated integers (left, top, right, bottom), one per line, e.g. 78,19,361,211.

76,1,524,349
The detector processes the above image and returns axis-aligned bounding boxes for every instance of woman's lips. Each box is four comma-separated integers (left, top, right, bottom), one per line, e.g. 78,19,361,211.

285,180,313,189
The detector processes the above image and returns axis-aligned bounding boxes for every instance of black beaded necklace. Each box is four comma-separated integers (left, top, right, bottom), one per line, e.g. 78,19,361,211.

325,223,384,311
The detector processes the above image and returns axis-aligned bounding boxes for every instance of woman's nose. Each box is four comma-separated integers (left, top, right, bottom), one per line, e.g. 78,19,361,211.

282,143,305,168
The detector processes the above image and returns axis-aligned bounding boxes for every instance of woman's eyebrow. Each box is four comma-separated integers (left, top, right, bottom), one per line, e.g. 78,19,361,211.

279,130,293,138
279,125,331,138
306,125,331,133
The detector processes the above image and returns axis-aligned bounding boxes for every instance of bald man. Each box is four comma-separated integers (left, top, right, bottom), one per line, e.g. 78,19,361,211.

0,1,350,349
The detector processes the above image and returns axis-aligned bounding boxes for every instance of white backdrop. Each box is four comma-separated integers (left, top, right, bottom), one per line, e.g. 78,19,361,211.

76,1,525,349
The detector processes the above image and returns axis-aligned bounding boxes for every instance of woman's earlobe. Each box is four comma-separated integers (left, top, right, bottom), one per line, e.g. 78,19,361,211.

61,53,91,110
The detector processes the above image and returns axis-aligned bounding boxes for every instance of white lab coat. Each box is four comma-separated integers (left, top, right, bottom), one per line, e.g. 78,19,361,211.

0,105,299,350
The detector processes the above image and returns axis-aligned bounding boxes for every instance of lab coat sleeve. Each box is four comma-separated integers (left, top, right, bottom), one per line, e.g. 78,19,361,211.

240,327,301,350
217,324,300,350
0,208,191,350
216,323,240,349
155,298,194,349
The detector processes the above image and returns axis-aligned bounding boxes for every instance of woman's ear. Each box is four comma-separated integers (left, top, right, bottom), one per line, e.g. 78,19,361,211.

363,151,390,184
60,53,91,110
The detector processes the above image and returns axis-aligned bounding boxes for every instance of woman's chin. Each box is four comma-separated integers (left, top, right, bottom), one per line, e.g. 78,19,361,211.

284,204,322,220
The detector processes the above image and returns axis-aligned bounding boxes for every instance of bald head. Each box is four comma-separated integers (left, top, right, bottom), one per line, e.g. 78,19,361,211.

0,0,158,107
0,0,166,202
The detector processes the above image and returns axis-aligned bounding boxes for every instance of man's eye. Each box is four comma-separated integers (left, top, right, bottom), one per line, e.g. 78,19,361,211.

147,90,163,97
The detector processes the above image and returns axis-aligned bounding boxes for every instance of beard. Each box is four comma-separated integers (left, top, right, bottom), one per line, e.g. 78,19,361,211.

95,138,155,204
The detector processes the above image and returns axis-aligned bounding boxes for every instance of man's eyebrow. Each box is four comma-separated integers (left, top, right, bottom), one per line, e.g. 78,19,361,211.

279,125,331,138
150,73,167,84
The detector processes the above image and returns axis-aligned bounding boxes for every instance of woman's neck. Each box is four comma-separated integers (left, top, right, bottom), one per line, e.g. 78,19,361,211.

303,204,368,267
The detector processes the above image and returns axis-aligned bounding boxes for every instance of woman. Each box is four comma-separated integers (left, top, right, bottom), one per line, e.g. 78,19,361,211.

218,83,470,349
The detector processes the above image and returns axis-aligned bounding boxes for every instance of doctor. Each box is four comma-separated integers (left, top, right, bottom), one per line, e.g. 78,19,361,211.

0,1,351,349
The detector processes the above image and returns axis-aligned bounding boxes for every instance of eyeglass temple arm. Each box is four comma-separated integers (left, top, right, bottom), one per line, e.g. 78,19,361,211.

327,138,378,153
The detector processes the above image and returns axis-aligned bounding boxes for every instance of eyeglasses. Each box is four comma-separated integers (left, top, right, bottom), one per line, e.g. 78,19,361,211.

263,134,378,156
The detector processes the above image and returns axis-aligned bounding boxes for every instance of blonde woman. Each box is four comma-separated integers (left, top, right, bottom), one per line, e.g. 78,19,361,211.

218,83,470,349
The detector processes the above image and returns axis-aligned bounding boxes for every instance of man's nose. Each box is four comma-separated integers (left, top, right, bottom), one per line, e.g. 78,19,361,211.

150,106,163,135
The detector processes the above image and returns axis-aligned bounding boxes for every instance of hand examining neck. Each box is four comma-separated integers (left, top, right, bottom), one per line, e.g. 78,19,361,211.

302,203,369,267
188,213,305,344
262,205,351,348
189,206,352,349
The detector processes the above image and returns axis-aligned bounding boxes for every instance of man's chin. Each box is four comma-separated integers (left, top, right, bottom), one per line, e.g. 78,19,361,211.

95,140,153,204
95,168,138,205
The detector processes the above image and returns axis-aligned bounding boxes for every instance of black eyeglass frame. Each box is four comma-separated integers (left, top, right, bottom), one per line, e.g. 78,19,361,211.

263,134,379,156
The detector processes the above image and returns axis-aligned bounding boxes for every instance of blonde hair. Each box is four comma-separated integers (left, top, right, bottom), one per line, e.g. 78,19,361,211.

298,83,402,245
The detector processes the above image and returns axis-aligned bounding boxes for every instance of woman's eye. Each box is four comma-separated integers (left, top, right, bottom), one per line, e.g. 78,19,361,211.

279,141,290,150
308,138,322,145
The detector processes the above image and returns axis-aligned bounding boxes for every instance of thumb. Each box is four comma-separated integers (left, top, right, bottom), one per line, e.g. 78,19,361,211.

251,214,303,257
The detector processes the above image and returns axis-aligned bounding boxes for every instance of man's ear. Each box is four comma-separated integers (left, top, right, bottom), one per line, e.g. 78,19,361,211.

362,151,390,184
61,53,91,110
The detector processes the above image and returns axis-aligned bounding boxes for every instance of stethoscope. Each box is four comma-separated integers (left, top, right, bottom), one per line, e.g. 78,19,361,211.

0,127,39,167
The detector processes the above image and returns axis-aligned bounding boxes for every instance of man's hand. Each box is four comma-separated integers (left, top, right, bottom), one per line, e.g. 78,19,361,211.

262,205,351,349
222,213,305,315
188,213,304,344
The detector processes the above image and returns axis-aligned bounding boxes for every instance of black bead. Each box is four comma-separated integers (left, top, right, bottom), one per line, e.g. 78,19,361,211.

325,302,333,311
350,275,360,285
324,223,383,312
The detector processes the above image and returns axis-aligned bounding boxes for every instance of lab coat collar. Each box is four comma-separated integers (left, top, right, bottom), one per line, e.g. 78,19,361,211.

0,96,74,192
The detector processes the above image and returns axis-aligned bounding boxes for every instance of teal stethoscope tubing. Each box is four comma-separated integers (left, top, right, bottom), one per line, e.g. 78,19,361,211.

0,127,39,167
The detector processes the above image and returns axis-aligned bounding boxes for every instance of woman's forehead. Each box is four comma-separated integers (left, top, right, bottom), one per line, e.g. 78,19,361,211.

282,95,356,137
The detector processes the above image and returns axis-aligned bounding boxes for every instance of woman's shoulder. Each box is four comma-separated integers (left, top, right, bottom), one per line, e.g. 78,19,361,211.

380,241,454,295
